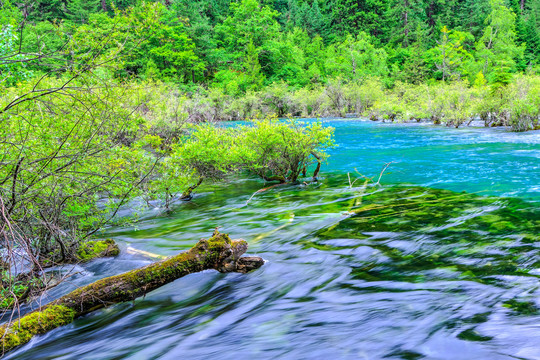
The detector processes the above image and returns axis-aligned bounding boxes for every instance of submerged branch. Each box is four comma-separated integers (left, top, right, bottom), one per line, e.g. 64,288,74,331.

246,183,288,205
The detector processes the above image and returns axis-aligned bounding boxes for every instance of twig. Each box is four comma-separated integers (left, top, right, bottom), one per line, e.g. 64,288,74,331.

375,161,394,186
246,183,287,205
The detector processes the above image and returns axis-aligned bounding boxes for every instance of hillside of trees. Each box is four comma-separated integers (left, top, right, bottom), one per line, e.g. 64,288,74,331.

2,0,539,88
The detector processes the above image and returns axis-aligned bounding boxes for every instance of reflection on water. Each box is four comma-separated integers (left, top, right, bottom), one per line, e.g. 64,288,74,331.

5,121,540,360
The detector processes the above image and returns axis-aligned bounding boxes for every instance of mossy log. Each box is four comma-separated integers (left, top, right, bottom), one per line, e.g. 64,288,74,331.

0,230,264,354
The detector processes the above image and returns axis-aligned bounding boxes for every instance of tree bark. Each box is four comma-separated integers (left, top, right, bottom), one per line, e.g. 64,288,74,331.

0,230,263,354
180,177,204,201
311,151,322,181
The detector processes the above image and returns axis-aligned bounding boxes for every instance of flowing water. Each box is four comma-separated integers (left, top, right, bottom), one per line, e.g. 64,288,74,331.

6,120,540,360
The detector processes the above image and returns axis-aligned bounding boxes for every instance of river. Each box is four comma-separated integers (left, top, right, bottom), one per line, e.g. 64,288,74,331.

7,120,540,360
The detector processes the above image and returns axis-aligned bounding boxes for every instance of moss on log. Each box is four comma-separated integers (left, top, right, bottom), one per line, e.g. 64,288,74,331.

0,306,76,351
0,230,263,354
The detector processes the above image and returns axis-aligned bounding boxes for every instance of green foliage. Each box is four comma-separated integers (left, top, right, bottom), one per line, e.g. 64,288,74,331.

0,0,22,25
0,2,538,263
66,0,100,23
174,118,335,183
130,4,205,82
326,32,389,81
216,0,280,51
428,26,474,81
0,25,32,86
475,0,524,81
0,272,29,309
4,0,539,87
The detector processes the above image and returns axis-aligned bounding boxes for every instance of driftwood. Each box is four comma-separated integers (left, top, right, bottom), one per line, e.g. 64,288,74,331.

0,230,264,354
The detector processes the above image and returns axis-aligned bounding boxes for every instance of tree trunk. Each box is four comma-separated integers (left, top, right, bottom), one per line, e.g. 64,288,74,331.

0,231,263,354
180,177,204,201
311,151,322,181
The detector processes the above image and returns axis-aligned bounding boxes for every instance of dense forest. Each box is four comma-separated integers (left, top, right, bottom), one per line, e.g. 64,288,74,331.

3,0,539,85
1,0,540,130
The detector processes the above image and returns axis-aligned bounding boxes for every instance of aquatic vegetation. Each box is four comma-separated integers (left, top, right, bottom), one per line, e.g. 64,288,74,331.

502,299,539,315
305,185,540,285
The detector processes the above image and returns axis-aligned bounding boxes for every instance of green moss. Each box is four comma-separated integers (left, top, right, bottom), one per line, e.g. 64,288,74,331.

76,239,120,261
206,231,232,250
0,305,76,351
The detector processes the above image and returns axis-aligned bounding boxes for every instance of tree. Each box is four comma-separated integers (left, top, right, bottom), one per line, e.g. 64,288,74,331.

66,0,100,23
0,2,175,308
523,8,540,64
385,0,426,47
326,32,389,81
215,0,280,54
283,0,327,38
328,0,388,40
475,0,524,82
29,0,69,22
0,0,22,24
243,39,265,89
134,6,205,82
175,118,334,183
0,25,32,86
430,26,474,81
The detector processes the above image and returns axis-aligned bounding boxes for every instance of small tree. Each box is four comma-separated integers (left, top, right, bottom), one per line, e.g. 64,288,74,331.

430,26,474,81
475,0,524,81
174,119,335,185
0,3,184,310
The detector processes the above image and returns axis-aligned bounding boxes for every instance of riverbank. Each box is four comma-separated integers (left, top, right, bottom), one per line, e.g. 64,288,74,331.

304,115,540,130
122,76,540,132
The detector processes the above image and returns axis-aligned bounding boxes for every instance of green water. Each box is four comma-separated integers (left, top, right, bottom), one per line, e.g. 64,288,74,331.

6,120,540,360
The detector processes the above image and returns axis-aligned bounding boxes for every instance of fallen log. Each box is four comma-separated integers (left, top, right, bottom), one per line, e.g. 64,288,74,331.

0,230,264,354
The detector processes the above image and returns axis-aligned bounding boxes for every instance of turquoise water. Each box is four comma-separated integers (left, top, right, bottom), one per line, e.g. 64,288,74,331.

325,120,540,201
6,120,540,360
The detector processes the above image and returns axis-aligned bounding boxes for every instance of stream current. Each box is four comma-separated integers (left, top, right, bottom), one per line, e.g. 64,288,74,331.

6,120,540,360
